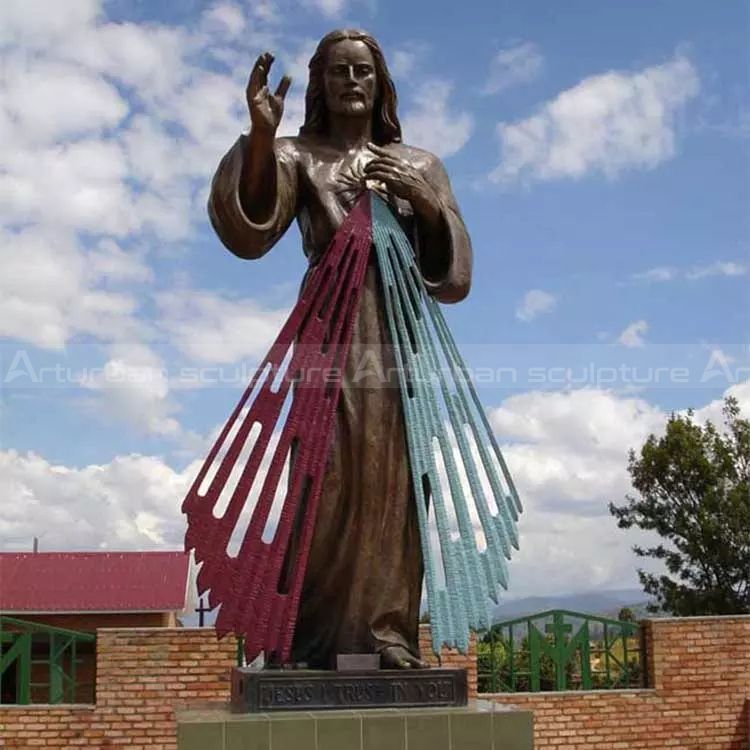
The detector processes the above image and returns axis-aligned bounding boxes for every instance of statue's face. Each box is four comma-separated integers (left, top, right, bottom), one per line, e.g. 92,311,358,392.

323,39,377,118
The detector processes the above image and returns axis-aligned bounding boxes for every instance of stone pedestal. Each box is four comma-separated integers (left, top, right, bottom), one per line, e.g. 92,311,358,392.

177,701,534,750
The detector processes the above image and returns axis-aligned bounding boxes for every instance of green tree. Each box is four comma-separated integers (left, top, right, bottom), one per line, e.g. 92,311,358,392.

610,397,750,616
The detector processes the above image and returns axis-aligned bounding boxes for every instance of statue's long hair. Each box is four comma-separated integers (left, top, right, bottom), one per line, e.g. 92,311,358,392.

299,29,402,145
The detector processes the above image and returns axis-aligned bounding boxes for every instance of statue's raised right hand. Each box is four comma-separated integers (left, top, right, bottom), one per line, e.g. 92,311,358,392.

246,52,292,134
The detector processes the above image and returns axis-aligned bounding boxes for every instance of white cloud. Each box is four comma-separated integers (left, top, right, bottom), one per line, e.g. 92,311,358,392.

80,343,180,437
492,388,665,460
391,49,418,78
157,289,290,364
0,449,196,552
686,260,747,279
388,41,429,80
490,388,668,596
2,140,137,237
88,240,153,284
0,417,290,557
632,266,676,283
618,320,648,348
402,81,474,159
0,228,147,350
634,260,747,282
58,21,188,98
694,379,750,425
0,0,100,45
0,0,292,363
250,0,279,24
309,0,347,17
3,59,128,145
202,2,246,37
0,220,167,438
0,0,274,248
483,41,543,95
491,54,699,184
515,289,557,322
484,383,750,596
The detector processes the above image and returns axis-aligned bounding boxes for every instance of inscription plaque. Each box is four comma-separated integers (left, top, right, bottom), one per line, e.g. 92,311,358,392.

231,667,468,713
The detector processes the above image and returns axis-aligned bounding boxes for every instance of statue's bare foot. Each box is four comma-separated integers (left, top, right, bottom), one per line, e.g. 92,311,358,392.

380,645,430,669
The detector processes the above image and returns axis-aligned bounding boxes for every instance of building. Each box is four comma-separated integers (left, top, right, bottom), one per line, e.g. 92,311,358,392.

0,551,193,704
0,551,193,631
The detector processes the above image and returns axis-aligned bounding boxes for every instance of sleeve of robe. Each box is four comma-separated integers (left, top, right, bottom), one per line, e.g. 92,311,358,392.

207,135,299,259
415,154,473,304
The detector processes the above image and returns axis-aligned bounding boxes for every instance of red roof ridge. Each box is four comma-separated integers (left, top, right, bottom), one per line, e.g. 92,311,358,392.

0,550,192,613
0,550,187,556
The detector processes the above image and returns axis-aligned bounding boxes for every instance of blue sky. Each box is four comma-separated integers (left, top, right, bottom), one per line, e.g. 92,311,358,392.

1,0,748,599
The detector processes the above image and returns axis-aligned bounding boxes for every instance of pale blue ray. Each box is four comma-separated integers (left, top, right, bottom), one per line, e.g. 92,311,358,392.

370,194,522,655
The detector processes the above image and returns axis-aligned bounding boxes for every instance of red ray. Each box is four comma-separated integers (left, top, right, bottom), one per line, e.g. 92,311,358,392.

183,193,373,663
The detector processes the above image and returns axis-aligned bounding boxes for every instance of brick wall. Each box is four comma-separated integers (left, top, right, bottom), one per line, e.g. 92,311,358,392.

487,616,750,750
0,628,237,750
0,617,747,749
418,623,477,697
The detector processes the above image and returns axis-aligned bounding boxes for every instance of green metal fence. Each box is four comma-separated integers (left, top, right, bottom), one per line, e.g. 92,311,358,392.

0,616,96,704
477,609,644,693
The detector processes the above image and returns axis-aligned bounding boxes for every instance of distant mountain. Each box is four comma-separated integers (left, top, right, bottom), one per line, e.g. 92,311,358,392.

492,588,651,622
600,600,661,621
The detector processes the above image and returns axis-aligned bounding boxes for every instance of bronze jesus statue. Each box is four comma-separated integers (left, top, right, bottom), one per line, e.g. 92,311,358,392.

208,29,472,669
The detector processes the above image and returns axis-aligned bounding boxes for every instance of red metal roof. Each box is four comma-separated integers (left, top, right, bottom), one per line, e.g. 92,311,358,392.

0,551,191,613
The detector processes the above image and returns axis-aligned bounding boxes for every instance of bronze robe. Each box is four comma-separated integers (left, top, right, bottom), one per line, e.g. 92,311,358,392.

208,134,472,665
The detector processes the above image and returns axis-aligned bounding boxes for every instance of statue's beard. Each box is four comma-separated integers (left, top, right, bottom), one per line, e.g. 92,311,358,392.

331,99,372,117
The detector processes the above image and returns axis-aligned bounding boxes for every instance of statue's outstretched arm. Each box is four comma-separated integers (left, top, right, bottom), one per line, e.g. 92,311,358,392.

208,136,298,259
208,52,297,259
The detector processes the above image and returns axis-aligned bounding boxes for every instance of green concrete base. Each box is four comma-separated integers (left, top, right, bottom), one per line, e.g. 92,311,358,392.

177,701,533,750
